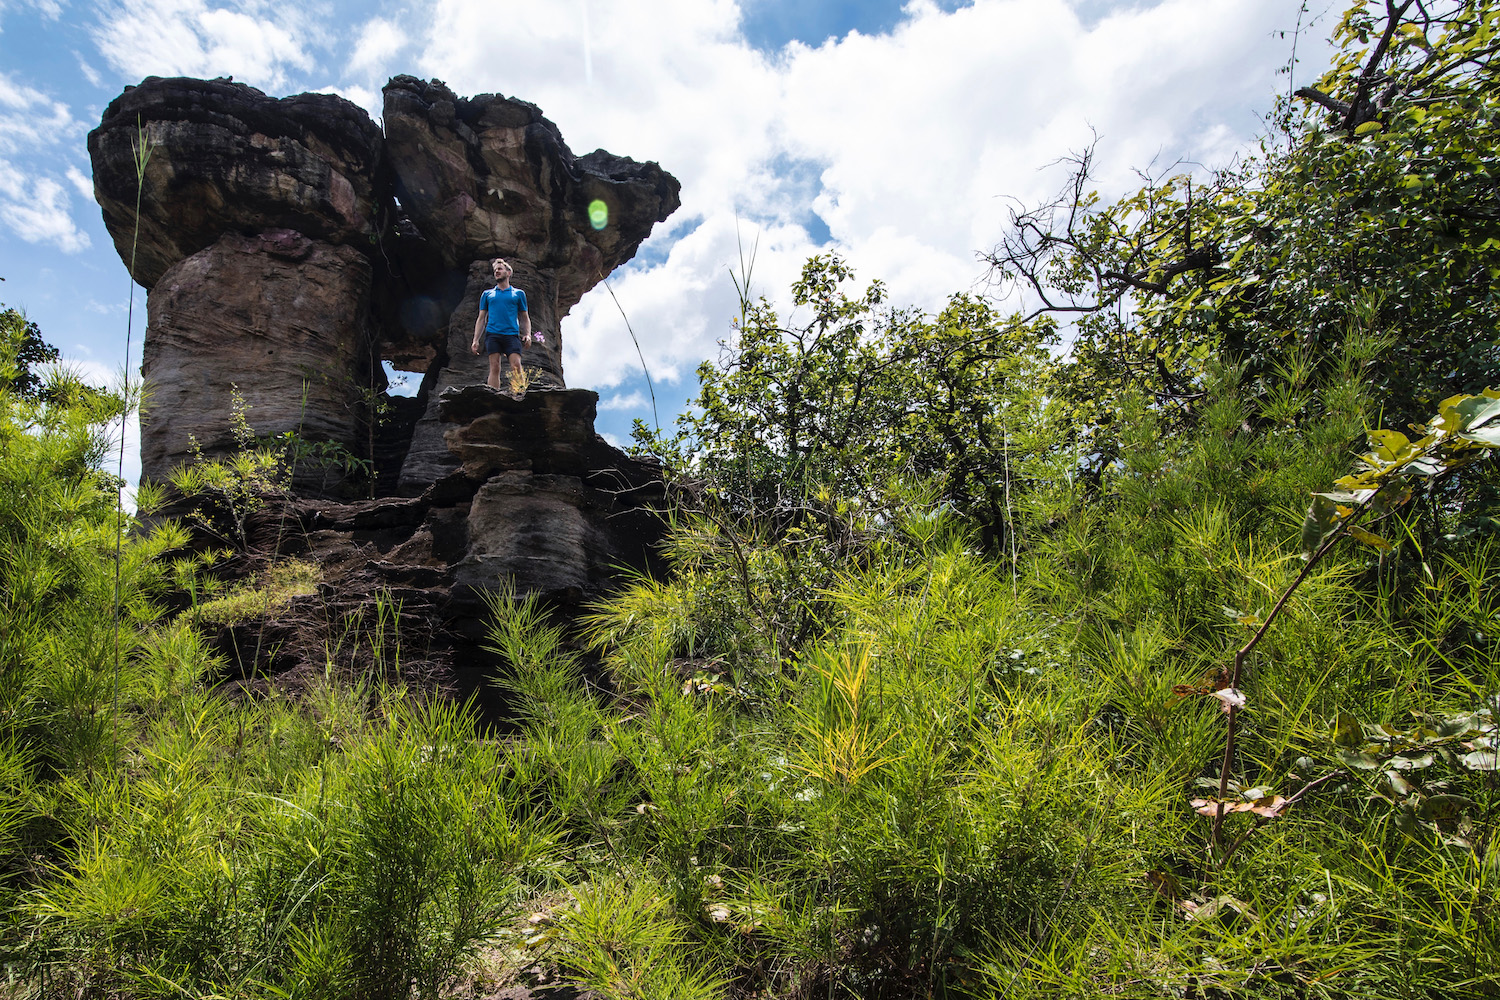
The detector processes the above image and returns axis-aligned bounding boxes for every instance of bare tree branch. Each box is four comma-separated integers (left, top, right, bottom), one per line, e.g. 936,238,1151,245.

1294,85,1352,117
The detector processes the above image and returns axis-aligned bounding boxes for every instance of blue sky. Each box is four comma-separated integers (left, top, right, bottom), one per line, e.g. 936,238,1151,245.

740,0,972,51
0,0,1335,483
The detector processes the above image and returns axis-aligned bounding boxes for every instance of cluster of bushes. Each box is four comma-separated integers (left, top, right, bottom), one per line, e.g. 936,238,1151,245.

0,305,556,996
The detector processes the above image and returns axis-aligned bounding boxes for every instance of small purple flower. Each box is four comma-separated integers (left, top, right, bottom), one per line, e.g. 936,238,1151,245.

531,330,545,344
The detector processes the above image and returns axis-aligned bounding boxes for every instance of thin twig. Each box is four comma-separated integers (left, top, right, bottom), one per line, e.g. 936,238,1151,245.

1213,523,1347,844
597,270,658,435
1219,769,1348,864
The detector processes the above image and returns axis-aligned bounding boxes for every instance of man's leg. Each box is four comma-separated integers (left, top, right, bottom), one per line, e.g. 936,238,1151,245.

488,352,502,389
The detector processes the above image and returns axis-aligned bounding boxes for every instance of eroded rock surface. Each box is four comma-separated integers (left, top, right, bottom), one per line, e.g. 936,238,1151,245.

142,230,373,482
436,386,667,596
262,387,666,607
90,74,680,498
90,77,385,291
381,75,681,312
203,387,667,695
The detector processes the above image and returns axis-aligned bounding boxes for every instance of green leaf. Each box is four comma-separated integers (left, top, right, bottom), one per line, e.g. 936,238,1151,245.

1458,425,1500,446
1366,429,1412,462
1459,750,1500,771
1331,711,1362,748
1418,794,1476,824
1301,495,1341,559
1339,750,1382,770
1434,713,1478,737
1395,802,1419,837
1369,482,1412,518
1388,752,1435,770
1455,393,1500,431
1347,525,1393,552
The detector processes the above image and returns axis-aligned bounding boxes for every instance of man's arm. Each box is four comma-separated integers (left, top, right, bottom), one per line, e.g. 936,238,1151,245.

518,309,531,342
471,306,486,355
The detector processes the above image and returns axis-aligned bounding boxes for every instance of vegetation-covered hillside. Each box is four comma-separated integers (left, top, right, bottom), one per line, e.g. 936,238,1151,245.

1,1,1497,997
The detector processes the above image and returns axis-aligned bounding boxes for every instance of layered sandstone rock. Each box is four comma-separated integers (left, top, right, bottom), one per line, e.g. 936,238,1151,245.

381,75,681,310
89,77,385,291
141,230,373,481
89,75,680,500
205,385,667,690
90,78,386,489
90,74,680,637
407,385,664,598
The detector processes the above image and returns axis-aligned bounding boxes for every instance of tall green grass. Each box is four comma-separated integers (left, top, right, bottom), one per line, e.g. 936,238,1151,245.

470,355,1497,998
0,307,1495,998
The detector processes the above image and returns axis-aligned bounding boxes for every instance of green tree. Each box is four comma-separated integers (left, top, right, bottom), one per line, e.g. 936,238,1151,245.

641,254,1059,549
663,253,895,508
0,305,61,401
0,310,185,782
986,0,1500,437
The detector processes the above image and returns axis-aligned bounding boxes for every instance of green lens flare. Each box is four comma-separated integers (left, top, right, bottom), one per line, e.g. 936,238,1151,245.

588,199,609,230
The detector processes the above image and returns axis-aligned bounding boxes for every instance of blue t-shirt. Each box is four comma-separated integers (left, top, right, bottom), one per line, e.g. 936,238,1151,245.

480,286,528,336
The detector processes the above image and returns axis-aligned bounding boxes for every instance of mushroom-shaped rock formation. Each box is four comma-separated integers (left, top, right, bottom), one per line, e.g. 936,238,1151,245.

381,76,680,491
89,77,388,486
88,74,681,681
89,76,386,291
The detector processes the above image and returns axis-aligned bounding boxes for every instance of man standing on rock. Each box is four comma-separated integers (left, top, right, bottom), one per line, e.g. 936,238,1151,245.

471,257,531,395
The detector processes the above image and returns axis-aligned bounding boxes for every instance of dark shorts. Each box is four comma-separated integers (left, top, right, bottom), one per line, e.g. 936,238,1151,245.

485,333,523,357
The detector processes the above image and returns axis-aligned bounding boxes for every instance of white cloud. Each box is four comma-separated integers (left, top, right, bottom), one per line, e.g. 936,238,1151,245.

90,0,315,92
65,164,93,200
0,161,92,253
346,17,406,79
0,0,63,24
416,0,1320,395
770,0,1302,302
598,389,650,412
0,71,75,154
313,83,380,122
565,213,821,389
59,356,117,389
75,51,105,88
